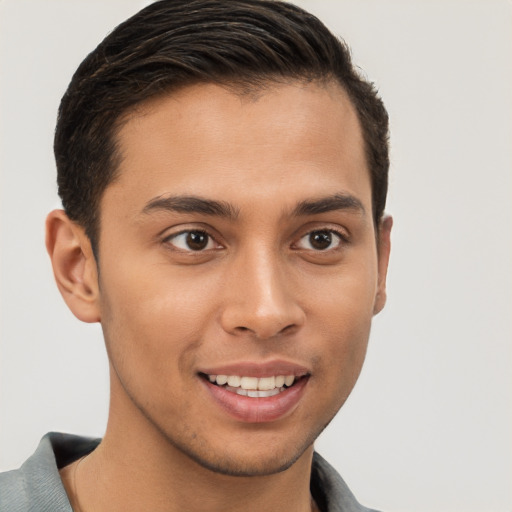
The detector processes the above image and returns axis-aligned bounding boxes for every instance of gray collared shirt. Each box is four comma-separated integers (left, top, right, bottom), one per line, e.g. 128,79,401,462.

0,432,379,512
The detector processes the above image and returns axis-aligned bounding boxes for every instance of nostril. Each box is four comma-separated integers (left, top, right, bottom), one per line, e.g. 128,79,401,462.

221,298,305,339
233,323,297,338
281,324,297,335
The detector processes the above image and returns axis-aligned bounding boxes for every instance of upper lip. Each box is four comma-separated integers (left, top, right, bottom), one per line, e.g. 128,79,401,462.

198,359,310,378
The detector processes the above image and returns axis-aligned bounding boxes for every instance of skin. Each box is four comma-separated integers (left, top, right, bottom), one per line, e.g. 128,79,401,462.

48,81,391,512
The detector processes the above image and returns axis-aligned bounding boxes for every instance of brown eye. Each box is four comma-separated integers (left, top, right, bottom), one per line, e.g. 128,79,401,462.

296,230,343,251
309,231,332,250
186,231,209,250
166,230,215,251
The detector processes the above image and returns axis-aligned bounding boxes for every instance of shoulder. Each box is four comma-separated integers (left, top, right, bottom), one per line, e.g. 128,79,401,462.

0,432,100,512
311,452,381,512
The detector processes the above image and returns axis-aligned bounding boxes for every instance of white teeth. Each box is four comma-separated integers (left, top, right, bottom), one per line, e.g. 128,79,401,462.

227,375,241,387
275,375,285,387
260,388,281,397
284,375,295,387
215,375,228,385
247,388,281,398
258,376,275,390
208,373,298,392
240,376,258,390
230,386,282,398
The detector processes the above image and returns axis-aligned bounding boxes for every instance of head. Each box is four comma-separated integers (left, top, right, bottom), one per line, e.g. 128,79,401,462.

54,0,389,255
47,0,392,478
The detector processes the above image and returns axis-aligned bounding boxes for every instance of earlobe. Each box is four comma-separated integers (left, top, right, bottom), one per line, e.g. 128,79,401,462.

373,214,393,315
45,209,101,323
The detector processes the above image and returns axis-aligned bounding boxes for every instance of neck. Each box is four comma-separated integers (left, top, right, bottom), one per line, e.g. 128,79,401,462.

65,374,317,512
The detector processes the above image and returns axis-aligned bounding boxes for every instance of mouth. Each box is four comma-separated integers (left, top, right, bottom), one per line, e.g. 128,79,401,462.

198,367,310,423
200,373,305,398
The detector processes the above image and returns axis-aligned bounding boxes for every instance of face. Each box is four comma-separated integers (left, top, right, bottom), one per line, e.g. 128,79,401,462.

95,81,390,476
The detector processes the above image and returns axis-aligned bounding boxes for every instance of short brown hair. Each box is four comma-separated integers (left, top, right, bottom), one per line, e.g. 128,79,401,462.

54,0,389,251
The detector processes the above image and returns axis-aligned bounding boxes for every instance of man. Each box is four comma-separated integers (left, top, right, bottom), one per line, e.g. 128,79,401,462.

0,1,391,510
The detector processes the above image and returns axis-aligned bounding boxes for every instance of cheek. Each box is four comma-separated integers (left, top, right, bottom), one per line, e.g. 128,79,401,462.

320,301,372,379
306,259,377,391
312,309,372,418
101,256,218,330
98,263,219,386
307,253,378,331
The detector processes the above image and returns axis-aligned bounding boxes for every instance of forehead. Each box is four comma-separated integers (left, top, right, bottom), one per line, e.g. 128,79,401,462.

105,80,369,215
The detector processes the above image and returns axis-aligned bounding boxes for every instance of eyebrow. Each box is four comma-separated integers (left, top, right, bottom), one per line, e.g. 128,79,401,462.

142,195,239,220
142,192,365,221
292,193,366,217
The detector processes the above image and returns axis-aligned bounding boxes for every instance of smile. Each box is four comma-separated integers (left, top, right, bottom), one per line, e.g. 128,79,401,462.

206,374,296,398
200,369,309,422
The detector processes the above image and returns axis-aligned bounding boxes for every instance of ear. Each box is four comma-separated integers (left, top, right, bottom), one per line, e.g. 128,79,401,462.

373,214,392,315
45,209,101,323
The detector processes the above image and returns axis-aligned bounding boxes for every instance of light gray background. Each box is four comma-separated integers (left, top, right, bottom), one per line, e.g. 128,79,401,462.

1,1,511,511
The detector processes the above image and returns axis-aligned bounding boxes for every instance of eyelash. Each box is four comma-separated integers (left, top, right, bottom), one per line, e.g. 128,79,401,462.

162,227,348,253
163,229,220,252
294,229,348,252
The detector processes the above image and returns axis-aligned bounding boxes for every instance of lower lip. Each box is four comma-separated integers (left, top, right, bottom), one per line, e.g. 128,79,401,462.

202,376,309,423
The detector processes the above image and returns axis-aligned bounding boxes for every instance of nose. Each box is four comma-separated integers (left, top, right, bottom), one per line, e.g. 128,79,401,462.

220,248,305,339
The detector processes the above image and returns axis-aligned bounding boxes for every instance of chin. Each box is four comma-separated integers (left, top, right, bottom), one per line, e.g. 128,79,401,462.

159,417,331,478
177,443,310,477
